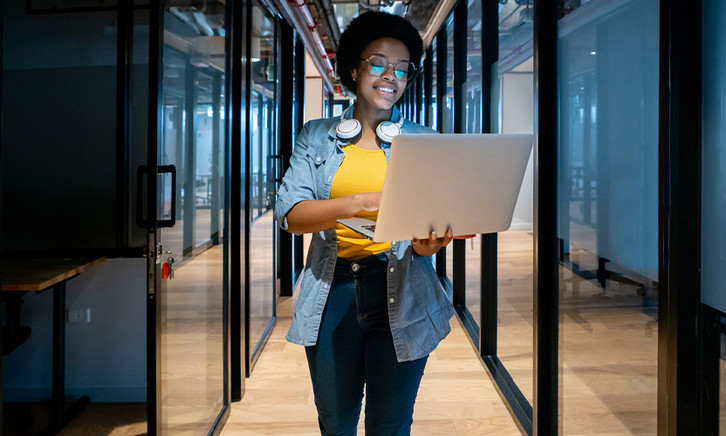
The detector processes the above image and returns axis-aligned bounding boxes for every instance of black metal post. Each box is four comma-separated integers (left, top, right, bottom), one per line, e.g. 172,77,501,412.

146,0,163,432
533,0,558,434
278,21,294,297
479,0,499,358
229,0,247,402
0,0,4,424
451,1,467,307
657,0,702,434
293,35,305,281
51,282,65,427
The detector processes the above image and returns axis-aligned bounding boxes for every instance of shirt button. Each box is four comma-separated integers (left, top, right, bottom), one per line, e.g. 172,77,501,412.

389,297,395,303
389,267,395,273
351,263,360,272
315,156,321,163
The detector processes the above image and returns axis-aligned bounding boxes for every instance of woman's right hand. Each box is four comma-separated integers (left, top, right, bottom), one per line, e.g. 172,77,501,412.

353,192,382,213
284,191,382,235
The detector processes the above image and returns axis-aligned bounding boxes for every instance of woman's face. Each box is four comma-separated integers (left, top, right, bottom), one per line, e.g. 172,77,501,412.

352,37,410,111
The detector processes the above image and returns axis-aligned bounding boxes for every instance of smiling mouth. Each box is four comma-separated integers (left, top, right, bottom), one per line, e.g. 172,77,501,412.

374,85,396,95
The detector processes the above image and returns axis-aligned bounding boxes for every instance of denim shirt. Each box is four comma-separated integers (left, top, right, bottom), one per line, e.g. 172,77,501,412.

273,106,455,363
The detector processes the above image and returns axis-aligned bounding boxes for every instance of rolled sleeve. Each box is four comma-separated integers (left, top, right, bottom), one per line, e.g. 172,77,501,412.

274,122,316,232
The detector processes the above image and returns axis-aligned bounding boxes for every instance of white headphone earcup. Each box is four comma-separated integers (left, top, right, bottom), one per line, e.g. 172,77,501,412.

376,121,402,143
336,118,361,140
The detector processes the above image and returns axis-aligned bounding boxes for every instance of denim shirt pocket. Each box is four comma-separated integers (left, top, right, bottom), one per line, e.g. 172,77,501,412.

304,140,338,199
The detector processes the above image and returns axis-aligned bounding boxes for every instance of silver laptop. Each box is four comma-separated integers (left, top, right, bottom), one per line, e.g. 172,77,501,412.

337,133,533,243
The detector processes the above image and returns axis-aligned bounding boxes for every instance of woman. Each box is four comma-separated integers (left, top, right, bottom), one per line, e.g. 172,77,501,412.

274,11,456,436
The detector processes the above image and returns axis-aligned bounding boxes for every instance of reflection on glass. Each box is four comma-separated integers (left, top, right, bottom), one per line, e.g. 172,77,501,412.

194,71,224,248
159,1,226,433
702,1,726,427
702,0,726,320
464,0,484,331
557,0,659,432
442,15,455,134
161,91,185,259
249,1,278,364
495,0,536,405
443,15,455,283
430,39,438,129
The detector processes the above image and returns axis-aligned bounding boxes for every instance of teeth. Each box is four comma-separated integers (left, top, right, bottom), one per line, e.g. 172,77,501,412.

375,86,395,93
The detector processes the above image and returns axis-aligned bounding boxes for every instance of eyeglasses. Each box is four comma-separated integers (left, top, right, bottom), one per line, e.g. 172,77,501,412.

359,54,417,81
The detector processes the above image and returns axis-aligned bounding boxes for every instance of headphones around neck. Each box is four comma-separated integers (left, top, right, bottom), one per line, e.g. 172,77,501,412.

335,111,404,144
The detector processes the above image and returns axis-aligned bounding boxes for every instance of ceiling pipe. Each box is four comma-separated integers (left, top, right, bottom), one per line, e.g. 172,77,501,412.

312,0,341,50
421,0,457,48
278,0,336,92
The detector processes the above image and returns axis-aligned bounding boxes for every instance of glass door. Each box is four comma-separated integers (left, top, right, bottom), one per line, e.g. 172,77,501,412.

148,1,228,434
247,2,279,373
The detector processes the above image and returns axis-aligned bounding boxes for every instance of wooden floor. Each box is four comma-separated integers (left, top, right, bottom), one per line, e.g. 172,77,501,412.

7,228,726,435
220,293,525,436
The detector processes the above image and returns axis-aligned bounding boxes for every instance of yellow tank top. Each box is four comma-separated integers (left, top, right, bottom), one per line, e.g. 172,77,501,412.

330,144,391,260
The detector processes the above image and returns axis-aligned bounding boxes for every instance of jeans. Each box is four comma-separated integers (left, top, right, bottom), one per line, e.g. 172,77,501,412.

305,254,428,436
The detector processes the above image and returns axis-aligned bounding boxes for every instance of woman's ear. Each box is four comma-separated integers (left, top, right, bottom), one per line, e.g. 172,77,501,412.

351,69,357,82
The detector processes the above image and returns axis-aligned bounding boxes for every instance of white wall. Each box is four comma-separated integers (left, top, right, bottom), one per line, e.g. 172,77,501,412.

3,259,147,402
304,50,324,122
500,71,534,229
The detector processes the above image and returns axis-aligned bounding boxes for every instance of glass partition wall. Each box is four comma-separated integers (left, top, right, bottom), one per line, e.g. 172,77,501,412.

495,0,535,408
156,2,228,433
247,1,279,373
404,0,716,434
556,0,659,433
702,0,726,431
462,0,484,342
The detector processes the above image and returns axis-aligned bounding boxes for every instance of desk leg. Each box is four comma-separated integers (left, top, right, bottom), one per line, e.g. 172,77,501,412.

51,281,65,427
41,281,90,436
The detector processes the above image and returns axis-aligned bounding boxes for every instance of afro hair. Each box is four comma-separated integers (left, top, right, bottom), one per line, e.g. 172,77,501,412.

336,11,423,95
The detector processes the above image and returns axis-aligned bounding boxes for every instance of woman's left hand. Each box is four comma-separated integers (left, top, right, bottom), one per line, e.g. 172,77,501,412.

412,228,454,256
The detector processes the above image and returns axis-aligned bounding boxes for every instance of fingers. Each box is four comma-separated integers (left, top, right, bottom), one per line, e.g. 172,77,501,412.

440,228,454,247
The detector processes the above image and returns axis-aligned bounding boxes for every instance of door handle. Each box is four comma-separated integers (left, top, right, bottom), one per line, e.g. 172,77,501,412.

136,165,177,229
158,164,177,228
269,154,283,184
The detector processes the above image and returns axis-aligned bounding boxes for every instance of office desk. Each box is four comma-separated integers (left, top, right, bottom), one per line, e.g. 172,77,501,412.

2,256,105,435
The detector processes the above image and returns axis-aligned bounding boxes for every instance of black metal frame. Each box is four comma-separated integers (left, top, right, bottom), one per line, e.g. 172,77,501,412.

478,0,500,364
243,0,253,378
278,20,295,298
479,0,498,359
293,33,305,283
0,0,4,425
229,0,247,402
657,0,704,433
146,1,163,432
533,0,558,434
451,0,467,314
